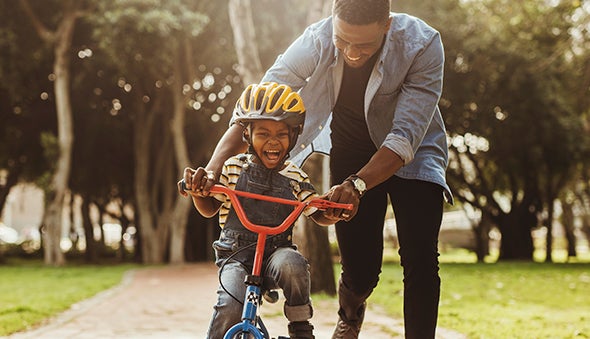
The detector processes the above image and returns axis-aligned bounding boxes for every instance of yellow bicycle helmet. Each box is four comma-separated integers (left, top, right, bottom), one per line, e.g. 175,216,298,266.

233,82,306,136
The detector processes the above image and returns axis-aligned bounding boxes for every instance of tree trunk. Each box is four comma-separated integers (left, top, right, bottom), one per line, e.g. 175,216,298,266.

185,212,219,262
95,203,108,253
474,212,492,262
0,167,20,217
133,101,166,264
296,217,336,295
561,199,577,259
497,209,535,261
19,0,84,266
228,0,264,84
82,199,98,263
297,154,336,295
576,190,590,246
38,6,78,266
168,52,192,264
135,97,179,264
68,193,79,251
118,205,132,262
544,203,555,263
581,212,590,245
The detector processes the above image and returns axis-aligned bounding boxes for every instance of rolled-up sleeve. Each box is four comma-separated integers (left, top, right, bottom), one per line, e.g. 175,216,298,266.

382,134,414,164
383,31,444,164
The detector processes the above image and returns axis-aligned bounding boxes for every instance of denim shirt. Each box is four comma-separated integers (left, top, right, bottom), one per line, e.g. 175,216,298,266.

258,13,452,201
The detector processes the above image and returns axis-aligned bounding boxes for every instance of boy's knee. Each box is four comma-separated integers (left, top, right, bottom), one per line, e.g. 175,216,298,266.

272,248,309,277
284,303,313,322
283,258,310,277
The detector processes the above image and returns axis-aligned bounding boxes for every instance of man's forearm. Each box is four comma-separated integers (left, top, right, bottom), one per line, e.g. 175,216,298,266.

355,146,404,190
205,124,248,178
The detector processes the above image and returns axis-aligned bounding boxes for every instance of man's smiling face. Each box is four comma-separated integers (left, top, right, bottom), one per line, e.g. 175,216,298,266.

332,15,390,68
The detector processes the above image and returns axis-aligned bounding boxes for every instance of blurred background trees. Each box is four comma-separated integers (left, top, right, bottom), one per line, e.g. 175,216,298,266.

393,0,590,261
1,0,589,270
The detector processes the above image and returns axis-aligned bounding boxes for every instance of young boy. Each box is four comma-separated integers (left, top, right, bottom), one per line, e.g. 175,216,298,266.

181,82,338,339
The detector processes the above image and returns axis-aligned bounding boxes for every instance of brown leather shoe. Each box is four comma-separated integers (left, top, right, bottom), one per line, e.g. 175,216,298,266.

331,302,365,339
331,317,362,339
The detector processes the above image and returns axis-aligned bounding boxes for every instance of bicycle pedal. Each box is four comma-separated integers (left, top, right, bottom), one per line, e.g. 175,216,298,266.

262,290,280,304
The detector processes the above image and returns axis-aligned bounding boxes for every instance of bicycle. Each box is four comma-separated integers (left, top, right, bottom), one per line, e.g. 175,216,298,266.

182,182,352,339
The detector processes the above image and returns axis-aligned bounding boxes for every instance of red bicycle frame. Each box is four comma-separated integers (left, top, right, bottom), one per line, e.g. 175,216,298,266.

208,184,352,277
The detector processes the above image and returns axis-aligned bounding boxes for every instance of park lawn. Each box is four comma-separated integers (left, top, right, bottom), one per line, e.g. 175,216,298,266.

0,260,136,336
370,260,590,339
2,256,589,338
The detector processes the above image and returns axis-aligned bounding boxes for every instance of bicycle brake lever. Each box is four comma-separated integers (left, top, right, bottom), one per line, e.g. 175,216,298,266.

309,199,353,211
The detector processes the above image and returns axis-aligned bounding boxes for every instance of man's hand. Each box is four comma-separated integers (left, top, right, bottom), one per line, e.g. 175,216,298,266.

324,181,360,222
178,167,217,197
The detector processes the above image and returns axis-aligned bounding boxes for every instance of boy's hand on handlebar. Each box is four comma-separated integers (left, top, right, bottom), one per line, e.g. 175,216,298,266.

324,183,360,222
178,167,217,197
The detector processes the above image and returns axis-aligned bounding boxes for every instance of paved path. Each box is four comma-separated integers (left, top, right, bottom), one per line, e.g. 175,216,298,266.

7,264,467,339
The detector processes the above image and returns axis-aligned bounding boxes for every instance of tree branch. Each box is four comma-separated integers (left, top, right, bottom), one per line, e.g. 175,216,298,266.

18,0,55,43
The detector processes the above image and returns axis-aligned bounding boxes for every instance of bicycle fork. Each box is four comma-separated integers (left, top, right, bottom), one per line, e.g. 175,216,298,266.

224,234,272,339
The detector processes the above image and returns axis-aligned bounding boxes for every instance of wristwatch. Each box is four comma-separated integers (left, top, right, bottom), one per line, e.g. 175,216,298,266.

345,175,367,197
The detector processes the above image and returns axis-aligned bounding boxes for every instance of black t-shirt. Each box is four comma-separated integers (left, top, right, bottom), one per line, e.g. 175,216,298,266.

330,51,380,161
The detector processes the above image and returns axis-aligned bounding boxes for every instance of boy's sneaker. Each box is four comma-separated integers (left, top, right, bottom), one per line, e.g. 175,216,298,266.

288,321,315,339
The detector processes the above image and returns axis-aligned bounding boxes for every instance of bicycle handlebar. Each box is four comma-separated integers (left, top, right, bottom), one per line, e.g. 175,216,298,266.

182,181,353,235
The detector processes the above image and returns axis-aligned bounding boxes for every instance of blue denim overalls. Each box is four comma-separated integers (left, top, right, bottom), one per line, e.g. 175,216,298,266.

206,158,315,338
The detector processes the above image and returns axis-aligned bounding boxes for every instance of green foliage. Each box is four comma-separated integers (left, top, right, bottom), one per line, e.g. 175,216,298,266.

0,1,57,189
91,0,209,77
394,0,590,260
440,0,588,171
0,0,53,100
395,0,590,192
2,0,588,262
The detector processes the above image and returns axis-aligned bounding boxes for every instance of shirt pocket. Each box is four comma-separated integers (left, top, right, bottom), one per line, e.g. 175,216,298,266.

368,89,400,142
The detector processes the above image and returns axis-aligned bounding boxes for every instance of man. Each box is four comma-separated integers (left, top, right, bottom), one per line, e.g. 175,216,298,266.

181,0,451,338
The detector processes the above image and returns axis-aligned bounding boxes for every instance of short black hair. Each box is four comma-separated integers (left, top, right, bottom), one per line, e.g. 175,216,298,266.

332,0,390,25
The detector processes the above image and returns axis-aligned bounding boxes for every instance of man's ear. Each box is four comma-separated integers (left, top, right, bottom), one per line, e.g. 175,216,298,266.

384,17,392,32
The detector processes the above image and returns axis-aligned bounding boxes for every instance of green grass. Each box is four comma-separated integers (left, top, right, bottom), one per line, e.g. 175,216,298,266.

2,253,590,338
0,260,136,336
368,253,590,339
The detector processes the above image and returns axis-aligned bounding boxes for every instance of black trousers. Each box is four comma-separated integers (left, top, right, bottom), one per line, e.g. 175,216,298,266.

331,156,443,339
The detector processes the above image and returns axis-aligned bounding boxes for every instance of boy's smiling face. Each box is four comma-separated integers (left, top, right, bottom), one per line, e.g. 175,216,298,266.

249,120,291,169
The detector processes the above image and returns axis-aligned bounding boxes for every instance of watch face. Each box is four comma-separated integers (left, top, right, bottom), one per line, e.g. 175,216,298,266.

354,178,366,192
